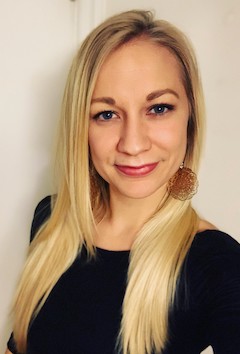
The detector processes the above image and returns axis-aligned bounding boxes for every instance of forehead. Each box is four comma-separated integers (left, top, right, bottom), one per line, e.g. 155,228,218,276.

93,38,185,98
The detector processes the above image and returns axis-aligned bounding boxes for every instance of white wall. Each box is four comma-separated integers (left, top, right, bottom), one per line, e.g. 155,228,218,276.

1,0,239,353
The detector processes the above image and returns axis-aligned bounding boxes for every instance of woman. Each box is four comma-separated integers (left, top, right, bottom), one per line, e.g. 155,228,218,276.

6,9,240,354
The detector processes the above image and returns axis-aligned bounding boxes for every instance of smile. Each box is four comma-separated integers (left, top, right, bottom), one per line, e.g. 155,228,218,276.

115,163,158,177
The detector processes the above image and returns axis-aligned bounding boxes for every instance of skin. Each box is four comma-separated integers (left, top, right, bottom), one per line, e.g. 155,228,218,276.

89,39,189,202
89,38,194,250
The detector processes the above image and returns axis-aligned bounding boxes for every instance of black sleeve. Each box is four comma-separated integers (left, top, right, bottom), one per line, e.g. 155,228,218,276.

191,231,240,353
7,196,52,353
7,332,18,354
207,243,240,353
30,195,52,241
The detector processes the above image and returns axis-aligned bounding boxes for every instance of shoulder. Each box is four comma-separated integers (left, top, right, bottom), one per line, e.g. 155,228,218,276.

197,219,217,232
185,230,240,350
184,229,240,298
187,229,240,272
33,195,52,217
191,229,240,257
30,195,52,241
178,229,240,315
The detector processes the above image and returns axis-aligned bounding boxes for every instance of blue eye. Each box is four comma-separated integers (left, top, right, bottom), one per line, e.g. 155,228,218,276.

149,104,174,115
93,110,116,120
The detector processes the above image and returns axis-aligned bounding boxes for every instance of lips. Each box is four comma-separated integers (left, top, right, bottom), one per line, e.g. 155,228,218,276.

115,163,158,177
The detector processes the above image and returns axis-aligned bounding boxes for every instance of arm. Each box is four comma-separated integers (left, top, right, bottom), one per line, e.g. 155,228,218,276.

6,197,52,354
187,231,240,353
207,244,240,353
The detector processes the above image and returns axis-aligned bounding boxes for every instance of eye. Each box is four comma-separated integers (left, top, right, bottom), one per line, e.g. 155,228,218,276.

92,110,117,121
148,104,174,116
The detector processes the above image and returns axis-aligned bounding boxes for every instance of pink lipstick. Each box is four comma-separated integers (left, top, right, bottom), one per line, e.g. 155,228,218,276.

115,163,158,177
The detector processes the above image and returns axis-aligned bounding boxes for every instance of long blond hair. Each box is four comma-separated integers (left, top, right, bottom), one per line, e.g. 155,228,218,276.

12,10,204,353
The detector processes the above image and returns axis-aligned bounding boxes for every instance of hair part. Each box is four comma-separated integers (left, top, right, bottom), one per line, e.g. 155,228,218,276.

12,10,204,353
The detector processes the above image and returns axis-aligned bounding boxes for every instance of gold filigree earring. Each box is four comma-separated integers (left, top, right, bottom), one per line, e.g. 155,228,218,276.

168,163,198,201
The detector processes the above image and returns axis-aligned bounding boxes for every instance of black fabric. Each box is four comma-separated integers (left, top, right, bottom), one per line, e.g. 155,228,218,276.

8,196,240,353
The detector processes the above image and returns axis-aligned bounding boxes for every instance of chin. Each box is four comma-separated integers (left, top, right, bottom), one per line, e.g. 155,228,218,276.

114,183,167,201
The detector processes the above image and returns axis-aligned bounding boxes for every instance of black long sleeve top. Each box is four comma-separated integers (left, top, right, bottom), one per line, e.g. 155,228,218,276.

8,196,240,353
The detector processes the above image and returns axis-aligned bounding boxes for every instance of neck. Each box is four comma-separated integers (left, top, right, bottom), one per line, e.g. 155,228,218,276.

109,192,165,227
94,186,168,250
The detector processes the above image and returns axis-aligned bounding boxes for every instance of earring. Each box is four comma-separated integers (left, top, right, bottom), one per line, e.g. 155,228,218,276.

168,163,198,201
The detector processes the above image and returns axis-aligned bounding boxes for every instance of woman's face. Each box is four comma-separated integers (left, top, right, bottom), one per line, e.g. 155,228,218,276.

88,39,189,201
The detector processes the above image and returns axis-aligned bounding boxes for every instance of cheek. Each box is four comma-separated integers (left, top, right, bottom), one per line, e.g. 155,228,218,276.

88,128,100,165
152,120,188,152
88,136,102,164
88,141,105,176
88,127,116,164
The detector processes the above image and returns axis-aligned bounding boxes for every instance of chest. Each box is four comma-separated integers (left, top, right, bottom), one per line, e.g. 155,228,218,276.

27,251,128,354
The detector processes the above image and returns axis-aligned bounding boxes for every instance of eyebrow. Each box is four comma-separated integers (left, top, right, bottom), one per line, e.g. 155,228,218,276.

91,88,179,105
91,97,116,105
146,89,179,101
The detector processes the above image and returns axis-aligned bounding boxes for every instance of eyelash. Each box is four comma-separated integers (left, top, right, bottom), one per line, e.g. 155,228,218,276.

92,110,117,121
92,104,174,121
148,103,174,116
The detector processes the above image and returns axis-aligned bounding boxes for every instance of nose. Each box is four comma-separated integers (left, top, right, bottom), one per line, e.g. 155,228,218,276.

117,117,151,156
